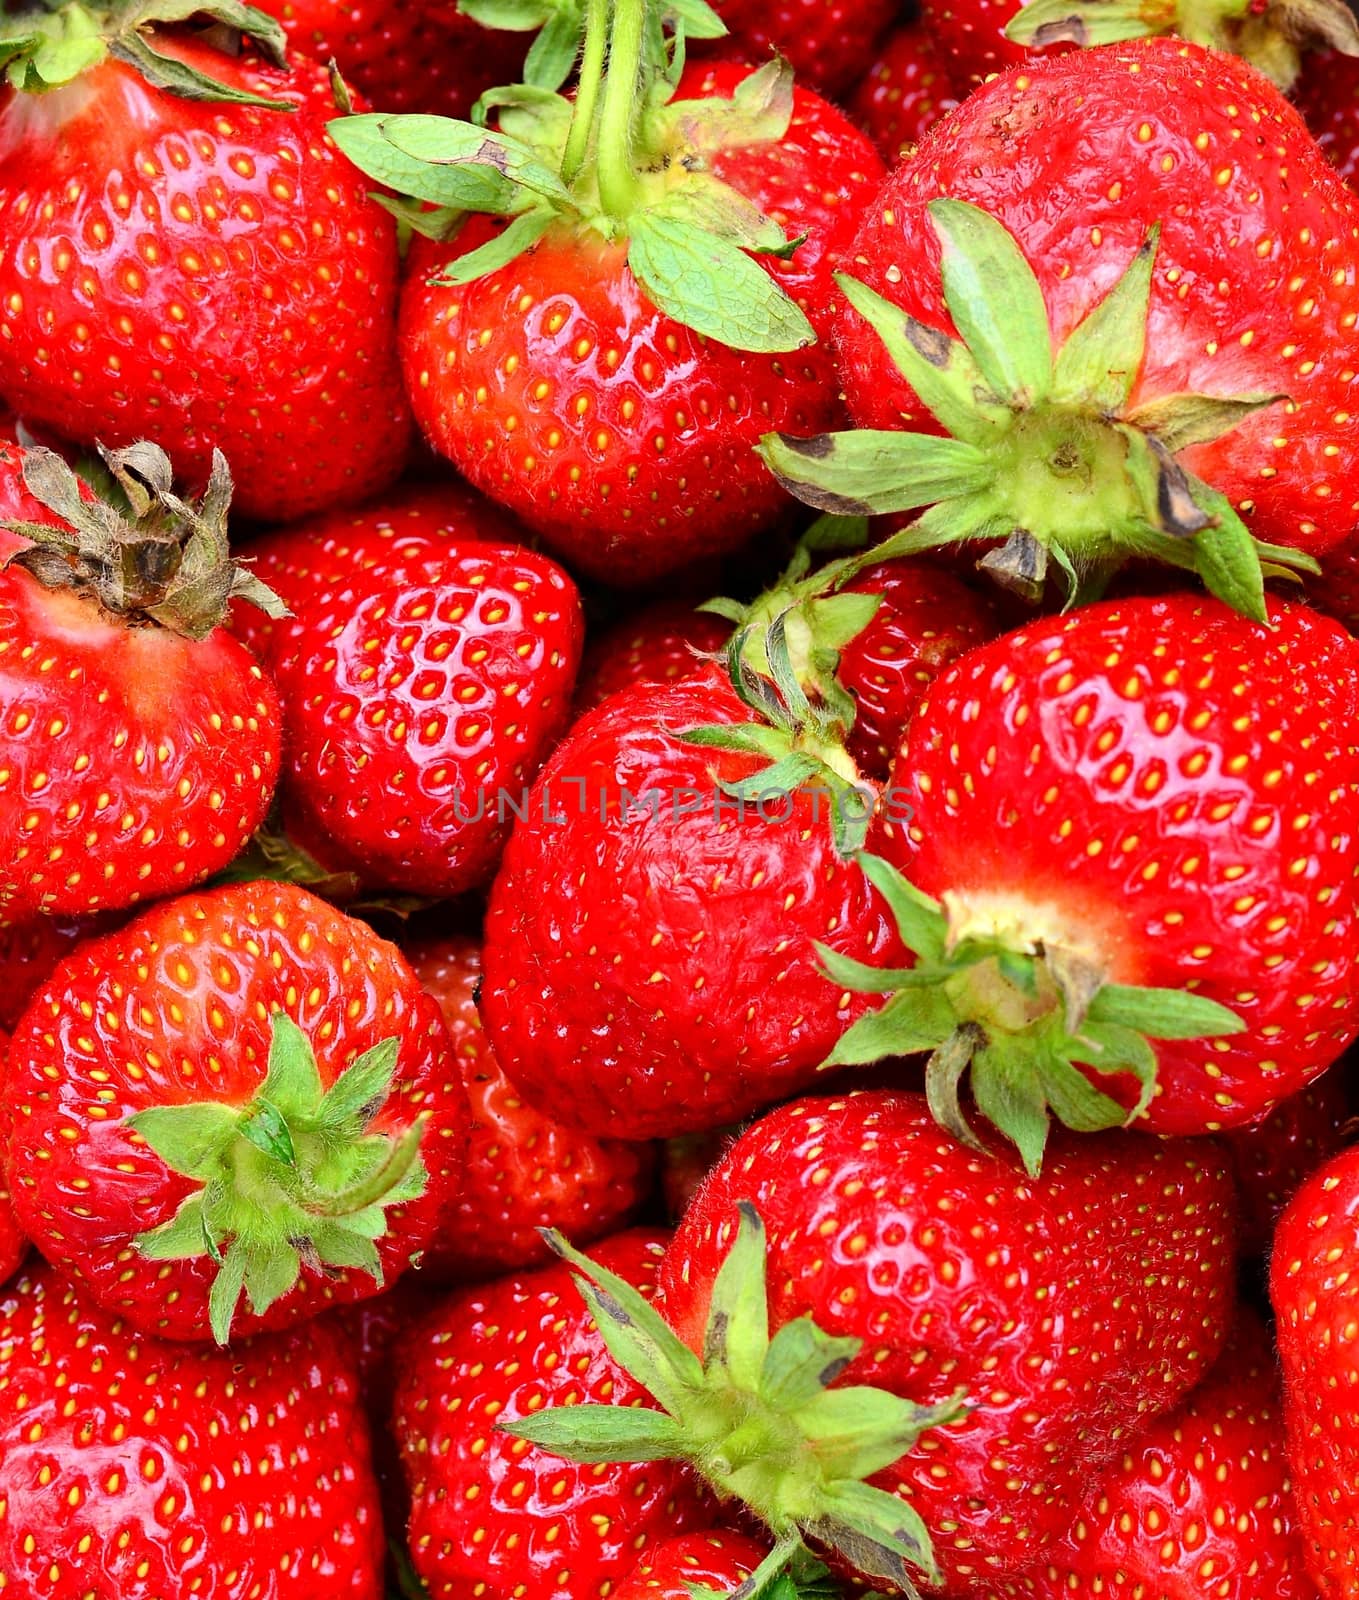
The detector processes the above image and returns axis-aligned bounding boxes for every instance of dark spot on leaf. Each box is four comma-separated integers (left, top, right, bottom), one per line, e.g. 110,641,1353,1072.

779,432,835,459
818,1355,852,1387
1032,15,1087,44
904,318,953,369
704,1309,731,1367
473,138,510,173
1146,437,1213,537
593,1286,635,1328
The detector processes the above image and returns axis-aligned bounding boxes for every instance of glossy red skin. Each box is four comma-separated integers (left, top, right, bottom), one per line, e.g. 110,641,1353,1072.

0,38,410,522
838,559,1001,779
400,63,886,585
1307,541,1359,635
917,0,1051,87
404,932,653,1278
1295,49,1359,186
662,1092,1239,1594
1272,1144,1359,1593
0,881,469,1341
480,666,905,1140
393,1229,710,1600
573,599,732,716
0,1028,21,1287
0,1264,384,1599
0,444,282,923
613,1529,768,1597
272,538,583,896
849,19,964,161
836,40,1359,562
1226,1066,1352,1254
706,0,902,95
0,911,111,1027
878,595,1359,1133
258,0,527,116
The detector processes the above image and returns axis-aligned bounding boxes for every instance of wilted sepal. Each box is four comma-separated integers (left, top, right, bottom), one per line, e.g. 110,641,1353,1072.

501,1207,963,1599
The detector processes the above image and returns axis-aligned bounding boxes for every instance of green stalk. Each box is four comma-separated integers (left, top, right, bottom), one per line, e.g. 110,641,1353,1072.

561,0,610,187
596,0,646,217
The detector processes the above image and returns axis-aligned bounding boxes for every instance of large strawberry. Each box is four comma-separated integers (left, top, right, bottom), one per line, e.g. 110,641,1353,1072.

820,594,1359,1169
508,1090,1238,1595
849,18,963,162
0,1263,385,1598
404,930,653,1278
0,439,284,922
0,880,469,1343
0,4,410,522
763,39,1359,619
331,6,886,584
391,1228,711,1600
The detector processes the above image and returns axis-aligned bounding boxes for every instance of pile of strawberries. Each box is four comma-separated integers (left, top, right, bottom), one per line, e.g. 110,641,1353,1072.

6,0,1359,1594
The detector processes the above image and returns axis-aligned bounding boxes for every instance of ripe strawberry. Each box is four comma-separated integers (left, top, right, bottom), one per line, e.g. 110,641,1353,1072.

0,439,283,922
1272,1141,1359,1592
510,1090,1238,1595
392,1228,710,1600
849,19,963,162
0,10,410,523
614,1530,771,1597
0,1029,22,1288
1307,542,1359,636
1296,50,1359,184
660,1128,741,1220
827,594,1359,1168
0,911,113,1028
574,599,733,716
0,1263,385,1598
765,39,1359,617
0,880,470,1343
404,931,653,1278
335,44,885,585
706,0,903,95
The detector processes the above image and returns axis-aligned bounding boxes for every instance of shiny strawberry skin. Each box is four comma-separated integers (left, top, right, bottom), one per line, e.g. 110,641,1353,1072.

573,599,733,716
0,1264,385,1598
271,538,583,896
0,39,410,522
258,0,527,116
1295,49,1359,186
393,1229,710,1600
0,1028,21,1287
613,1529,768,1597
707,0,902,95
836,39,1359,561
917,0,1037,87
661,1091,1239,1594
400,63,884,585
0,881,469,1340
404,931,653,1279
849,19,964,161
0,912,110,1028
879,595,1359,1133
480,667,904,1140
1308,543,1359,636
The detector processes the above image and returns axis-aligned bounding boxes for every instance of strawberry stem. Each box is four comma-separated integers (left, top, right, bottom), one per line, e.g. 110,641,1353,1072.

596,0,645,217
561,0,608,186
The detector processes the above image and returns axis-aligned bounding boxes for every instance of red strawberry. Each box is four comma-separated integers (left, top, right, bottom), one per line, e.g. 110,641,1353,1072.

335,47,885,585
660,1128,741,1220
392,1228,710,1600
0,439,283,922
1307,542,1359,636
614,1530,771,1597
256,0,528,115
1296,50,1359,184
0,911,114,1028
0,880,469,1343
0,1263,385,1598
0,1029,22,1287
404,930,653,1278
510,1090,1238,1595
0,14,410,523
766,39,1359,616
826,594,1359,1167
706,0,903,95
1272,1141,1359,1592
574,599,733,717
849,19,963,162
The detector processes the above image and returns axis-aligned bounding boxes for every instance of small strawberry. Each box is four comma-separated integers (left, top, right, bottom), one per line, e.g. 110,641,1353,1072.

0,439,284,923
574,599,733,716
404,930,653,1278
1296,49,1359,185
508,1090,1238,1596
392,1228,711,1600
706,0,903,95
614,1530,776,1598
849,19,963,162
1,880,470,1343
0,8,411,523
0,1263,385,1598
763,39,1359,618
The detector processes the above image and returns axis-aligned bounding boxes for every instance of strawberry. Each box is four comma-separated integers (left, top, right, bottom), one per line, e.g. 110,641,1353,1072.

0,8,410,523
574,599,733,716
0,879,470,1343
1308,543,1359,637
333,24,885,585
849,19,963,162
1272,1141,1359,1592
614,1530,773,1597
821,594,1359,1169
660,1128,741,1220
404,930,653,1278
0,1028,22,1287
0,1263,385,1598
763,39,1359,618
391,1228,711,1600
0,911,113,1028
0,439,284,922
1296,49,1359,184
705,0,903,95
509,1090,1238,1595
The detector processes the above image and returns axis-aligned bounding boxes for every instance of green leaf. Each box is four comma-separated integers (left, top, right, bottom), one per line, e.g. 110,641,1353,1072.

523,3,585,87
971,1039,1052,1177
1035,1044,1128,1133
427,209,554,286
680,722,792,759
815,947,920,996
794,1386,964,1481
819,987,954,1068
661,56,795,154
719,751,822,803
1086,983,1244,1039
807,1479,939,1592
136,1195,213,1262
242,1241,303,1321
259,1014,324,1121
1004,0,1162,50
208,1246,248,1346
380,116,571,204
923,1022,986,1153
328,113,516,212
758,430,994,518
317,1037,401,1132
1077,1022,1158,1123
458,0,556,27
129,1102,240,1180
627,212,815,354
238,1098,296,1166
310,1220,386,1277
500,1402,690,1462
1125,391,1285,453
929,198,1053,408
702,1203,771,1392
666,0,727,39
650,175,797,258
855,853,949,963
1052,226,1158,412
806,592,882,654
108,33,294,107
760,1316,862,1411
1185,478,1268,623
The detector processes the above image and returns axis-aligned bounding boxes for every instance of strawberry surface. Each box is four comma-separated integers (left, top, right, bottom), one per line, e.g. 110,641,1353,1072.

850,18,964,161
707,0,903,95
613,1529,770,1596
573,599,732,716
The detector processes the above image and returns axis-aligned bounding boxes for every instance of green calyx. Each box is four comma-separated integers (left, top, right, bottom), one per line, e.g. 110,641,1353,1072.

328,0,817,354
0,441,287,639
1003,0,1359,92
820,854,1245,1175
759,198,1319,621
0,0,293,105
501,1208,965,1599
129,1012,428,1344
